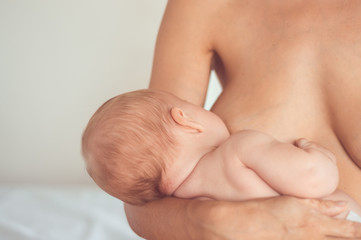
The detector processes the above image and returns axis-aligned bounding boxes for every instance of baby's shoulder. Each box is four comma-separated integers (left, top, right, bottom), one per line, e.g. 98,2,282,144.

222,129,277,155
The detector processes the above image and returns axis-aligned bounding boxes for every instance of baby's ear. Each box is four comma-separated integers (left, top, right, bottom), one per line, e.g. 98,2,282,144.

170,107,204,133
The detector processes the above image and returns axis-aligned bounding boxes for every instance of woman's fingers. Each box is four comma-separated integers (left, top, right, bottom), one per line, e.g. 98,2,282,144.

300,198,349,217
263,196,361,239
322,218,361,238
299,198,361,238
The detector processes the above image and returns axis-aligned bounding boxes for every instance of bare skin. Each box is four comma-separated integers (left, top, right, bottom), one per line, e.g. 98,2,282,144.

125,0,361,239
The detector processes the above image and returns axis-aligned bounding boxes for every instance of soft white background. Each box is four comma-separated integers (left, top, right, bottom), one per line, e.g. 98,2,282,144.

0,0,221,185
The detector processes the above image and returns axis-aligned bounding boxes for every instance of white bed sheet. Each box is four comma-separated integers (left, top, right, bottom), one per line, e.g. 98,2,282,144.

0,185,144,240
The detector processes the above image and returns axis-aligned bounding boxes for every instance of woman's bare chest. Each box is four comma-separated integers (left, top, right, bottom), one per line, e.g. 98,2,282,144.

211,1,361,202
212,76,361,202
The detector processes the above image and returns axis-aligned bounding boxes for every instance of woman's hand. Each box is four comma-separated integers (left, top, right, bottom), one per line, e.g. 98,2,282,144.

185,196,361,240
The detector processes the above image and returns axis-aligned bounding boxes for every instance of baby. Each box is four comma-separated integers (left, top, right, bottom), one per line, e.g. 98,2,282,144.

82,89,361,221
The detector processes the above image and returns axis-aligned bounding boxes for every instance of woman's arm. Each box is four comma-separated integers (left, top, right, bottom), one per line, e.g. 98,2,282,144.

124,198,198,240
149,0,215,106
125,196,361,240
126,1,216,238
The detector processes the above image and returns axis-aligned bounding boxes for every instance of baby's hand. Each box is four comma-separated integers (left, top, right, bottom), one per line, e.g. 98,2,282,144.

295,138,337,163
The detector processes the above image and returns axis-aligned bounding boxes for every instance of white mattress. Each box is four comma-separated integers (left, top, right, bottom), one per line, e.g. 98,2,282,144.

0,185,144,240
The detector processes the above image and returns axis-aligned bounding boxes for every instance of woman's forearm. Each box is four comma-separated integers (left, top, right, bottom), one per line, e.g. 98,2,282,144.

124,196,361,240
125,196,252,240
124,197,207,240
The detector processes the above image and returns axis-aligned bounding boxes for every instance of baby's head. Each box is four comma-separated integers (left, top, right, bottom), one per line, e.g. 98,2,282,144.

82,89,230,205
82,89,178,205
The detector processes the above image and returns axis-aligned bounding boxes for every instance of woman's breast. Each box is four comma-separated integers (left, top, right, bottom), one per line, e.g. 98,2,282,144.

211,58,361,203
209,0,361,204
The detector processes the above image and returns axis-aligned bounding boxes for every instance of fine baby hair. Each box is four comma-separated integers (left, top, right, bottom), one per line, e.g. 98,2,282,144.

82,89,177,205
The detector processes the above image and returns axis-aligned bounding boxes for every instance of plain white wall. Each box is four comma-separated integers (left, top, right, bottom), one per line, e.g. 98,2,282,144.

0,0,221,184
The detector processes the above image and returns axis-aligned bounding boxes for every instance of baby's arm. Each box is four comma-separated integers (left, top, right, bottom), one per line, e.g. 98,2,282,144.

228,130,339,198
